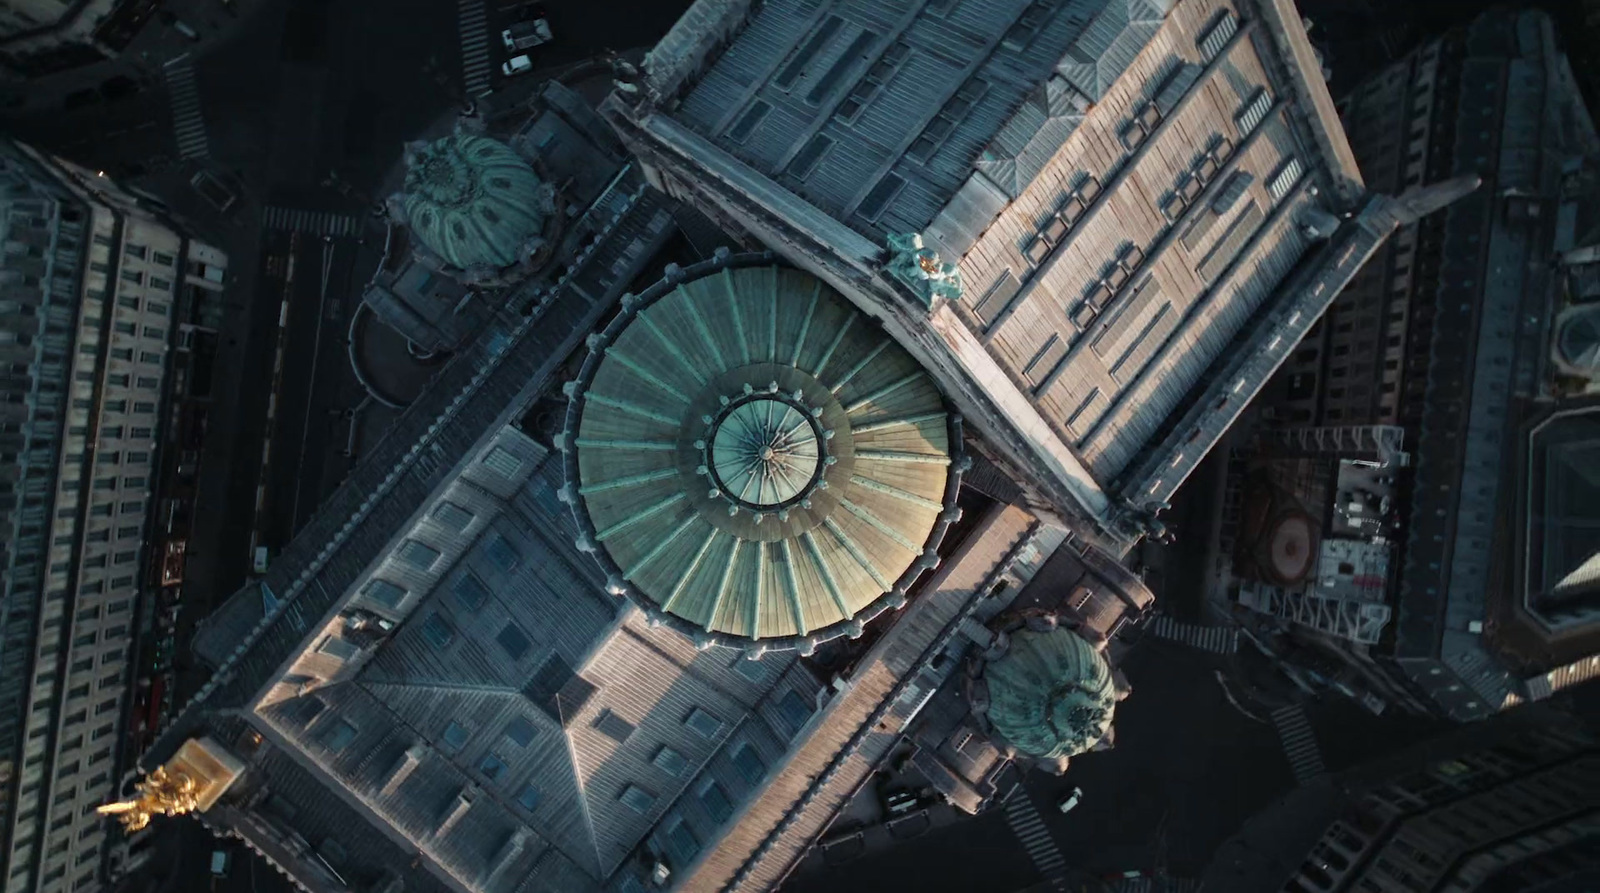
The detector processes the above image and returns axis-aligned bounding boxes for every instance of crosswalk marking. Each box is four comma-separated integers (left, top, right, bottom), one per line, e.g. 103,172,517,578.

163,56,210,160
1147,614,1239,653
458,0,492,97
263,206,359,238
1002,788,1066,877
1271,703,1325,785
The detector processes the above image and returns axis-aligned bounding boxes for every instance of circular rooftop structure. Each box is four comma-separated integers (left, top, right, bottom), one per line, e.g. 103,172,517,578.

980,626,1116,762
398,132,552,272
562,255,964,651
1554,304,1600,380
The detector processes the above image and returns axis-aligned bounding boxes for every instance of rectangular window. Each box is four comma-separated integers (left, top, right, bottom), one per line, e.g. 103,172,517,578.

420,612,453,649
619,784,656,814
139,351,161,365
363,579,406,609
652,746,687,777
481,446,522,478
318,718,358,753
120,270,143,284
856,173,906,223
478,752,507,781
432,501,474,531
777,691,812,736
152,252,175,267
451,573,490,611
483,535,520,572
496,622,532,660
504,716,536,747
726,100,772,143
397,539,440,570
441,720,470,753
684,707,723,739
731,743,765,785
592,708,636,743
662,817,700,865
517,783,541,812
697,779,733,823
118,297,140,310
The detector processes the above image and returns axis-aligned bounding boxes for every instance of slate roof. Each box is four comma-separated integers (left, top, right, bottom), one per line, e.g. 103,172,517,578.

611,0,1380,529
566,259,962,648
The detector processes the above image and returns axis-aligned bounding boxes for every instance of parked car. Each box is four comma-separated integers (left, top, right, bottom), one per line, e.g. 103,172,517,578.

501,17,552,52
189,169,237,214
1057,786,1083,814
501,54,533,77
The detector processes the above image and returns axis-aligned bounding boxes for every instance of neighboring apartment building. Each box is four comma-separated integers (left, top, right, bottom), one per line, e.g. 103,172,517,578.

1204,702,1598,893
0,138,227,893
1230,8,1600,721
0,0,153,81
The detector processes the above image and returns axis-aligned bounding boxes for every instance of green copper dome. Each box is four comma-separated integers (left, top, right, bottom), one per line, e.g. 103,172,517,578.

984,627,1116,761
400,133,550,272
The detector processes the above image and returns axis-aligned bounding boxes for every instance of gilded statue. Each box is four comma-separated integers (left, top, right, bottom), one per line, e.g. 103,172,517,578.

96,765,201,832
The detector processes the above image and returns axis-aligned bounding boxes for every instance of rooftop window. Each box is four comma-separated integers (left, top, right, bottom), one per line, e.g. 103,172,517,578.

593,708,636,743
619,784,656,814
421,612,453,650
496,622,532,660
504,716,536,747
697,779,732,823
652,746,687,776
451,572,490,611
318,719,358,753
684,707,723,739
517,783,541,812
483,534,520,572
731,743,765,785
432,501,474,532
397,539,441,571
441,721,469,753
776,690,813,737
479,752,507,782
317,636,359,661
363,579,406,610
482,447,522,478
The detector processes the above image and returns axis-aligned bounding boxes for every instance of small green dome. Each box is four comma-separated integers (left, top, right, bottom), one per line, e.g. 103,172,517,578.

985,627,1115,760
400,133,549,271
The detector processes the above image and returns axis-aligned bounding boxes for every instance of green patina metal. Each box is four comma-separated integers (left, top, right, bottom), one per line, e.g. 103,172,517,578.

985,627,1116,760
400,132,551,271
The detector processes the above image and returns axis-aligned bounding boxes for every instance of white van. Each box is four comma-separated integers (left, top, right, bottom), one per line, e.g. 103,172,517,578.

502,54,533,77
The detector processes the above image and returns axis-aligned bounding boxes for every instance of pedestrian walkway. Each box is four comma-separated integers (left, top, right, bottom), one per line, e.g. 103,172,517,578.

263,206,360,238
1147,614,1238,653
1106,878,1199,893
1271,703,1326,785
457,0,492,97
1003,788,1067,878
163,56,210,160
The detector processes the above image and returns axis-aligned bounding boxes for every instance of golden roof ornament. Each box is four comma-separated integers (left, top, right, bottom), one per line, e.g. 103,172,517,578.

97,766,200,832
97,737,246,834
886,232,963,308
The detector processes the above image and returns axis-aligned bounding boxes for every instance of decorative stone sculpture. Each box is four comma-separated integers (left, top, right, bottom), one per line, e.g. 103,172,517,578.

97,737,245,833
886,232,963,307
